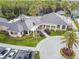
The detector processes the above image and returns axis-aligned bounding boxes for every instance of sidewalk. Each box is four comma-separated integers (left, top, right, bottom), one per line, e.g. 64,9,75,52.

40,30,50,38
0,43,37,51
36,36,65,59
36,36,79,59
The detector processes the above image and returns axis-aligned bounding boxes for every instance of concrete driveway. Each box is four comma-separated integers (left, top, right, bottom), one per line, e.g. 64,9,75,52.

36,36,79,59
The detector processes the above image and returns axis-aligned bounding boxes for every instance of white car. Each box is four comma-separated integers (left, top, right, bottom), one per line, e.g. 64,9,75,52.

6,49,18,59
0,48,11,59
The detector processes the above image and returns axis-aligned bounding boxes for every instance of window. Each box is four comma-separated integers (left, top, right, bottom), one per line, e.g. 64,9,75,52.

11,32,13,34
51,26,55,28
11,32,17,35
24,31,28,34
46,25,50,29
43,25,45,28
62,25,65,29
57,25,60,28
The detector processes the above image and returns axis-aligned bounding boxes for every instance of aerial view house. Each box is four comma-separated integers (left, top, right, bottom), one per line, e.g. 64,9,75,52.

0,12,71,37
0,1,79,59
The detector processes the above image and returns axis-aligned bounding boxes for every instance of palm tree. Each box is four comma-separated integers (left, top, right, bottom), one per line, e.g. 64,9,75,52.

48,1,57,12
61,1,78,19
69,2,78,19
62,31,79,49
60,31,79,59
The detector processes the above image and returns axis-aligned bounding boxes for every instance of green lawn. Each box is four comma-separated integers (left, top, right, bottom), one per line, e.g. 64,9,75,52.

35,52,40,59
0,32,44,47
0,30,66,47
50,30,66,36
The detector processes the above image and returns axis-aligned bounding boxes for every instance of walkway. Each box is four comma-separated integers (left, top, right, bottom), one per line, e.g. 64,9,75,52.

40,30,50,37
0,43,36,51
36,36,79,59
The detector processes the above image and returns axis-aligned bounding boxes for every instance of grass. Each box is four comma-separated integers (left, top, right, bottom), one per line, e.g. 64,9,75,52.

0,30,66,47
35,52,40,59
50,30,66,36
0,32,44,47
0,32,41,59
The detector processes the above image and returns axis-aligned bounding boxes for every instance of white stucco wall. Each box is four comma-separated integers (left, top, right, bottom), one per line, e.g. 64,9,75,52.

8,31,23,37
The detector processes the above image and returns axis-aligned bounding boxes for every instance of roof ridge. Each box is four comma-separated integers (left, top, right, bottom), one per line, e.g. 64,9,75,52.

55,13,68,25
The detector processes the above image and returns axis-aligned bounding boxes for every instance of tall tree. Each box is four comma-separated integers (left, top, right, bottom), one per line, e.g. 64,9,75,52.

62,31,79,49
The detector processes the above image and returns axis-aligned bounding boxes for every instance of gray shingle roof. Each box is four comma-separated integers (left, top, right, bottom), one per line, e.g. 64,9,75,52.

0,22,9,27
56,10,65,15
0,13,67,32
40,13,67,25
8,20,28,32
8,23,23,32
0,18,8,22
24,16,41,30
17,20,28,31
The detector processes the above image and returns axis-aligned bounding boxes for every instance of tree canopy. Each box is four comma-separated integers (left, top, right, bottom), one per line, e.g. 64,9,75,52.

0,0,79,20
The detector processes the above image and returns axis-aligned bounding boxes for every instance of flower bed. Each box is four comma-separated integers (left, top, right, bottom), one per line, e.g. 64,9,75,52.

60,47,75,59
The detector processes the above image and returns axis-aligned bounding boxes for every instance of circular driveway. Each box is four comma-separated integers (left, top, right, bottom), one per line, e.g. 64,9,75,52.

36,36,79,59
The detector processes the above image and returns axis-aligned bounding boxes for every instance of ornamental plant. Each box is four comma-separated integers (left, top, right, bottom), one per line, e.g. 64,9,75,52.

60,31,79,59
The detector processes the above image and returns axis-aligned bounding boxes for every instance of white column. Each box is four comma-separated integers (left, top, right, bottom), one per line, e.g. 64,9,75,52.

33,31,35,37
18,32,22,37
8,31,11,36
21,32,24,36
42,25,43,29
60,25,62,30
45,25,46,29
27,30,30,35
55,25,57,31
49,25,52,30
64,26,67,30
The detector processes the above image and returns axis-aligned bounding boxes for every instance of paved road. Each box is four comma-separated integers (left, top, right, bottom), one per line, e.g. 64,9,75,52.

36,36,79,59
14,50,35,59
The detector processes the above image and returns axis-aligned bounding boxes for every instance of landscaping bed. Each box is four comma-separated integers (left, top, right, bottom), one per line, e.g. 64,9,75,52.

60,47,75,59
0,32,44,47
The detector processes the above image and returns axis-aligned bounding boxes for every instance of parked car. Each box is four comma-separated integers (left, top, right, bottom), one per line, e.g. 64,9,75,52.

14,50,32,59
29,52,32,59
0,47,5,53
24,52,30,59
6,49,18,59
0,48,11,59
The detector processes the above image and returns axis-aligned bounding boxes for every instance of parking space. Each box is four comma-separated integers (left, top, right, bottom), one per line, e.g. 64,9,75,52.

14,50,35,59
0,47,35,59
0,47,5,53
